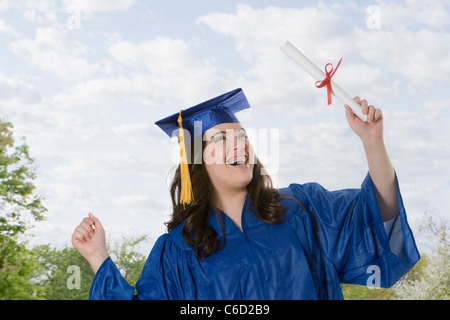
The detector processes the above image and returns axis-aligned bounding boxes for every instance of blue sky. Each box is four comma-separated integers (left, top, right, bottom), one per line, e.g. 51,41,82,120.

1,0,449,254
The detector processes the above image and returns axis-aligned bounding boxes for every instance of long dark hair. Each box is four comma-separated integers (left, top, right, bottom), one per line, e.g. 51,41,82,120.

165,137,286,259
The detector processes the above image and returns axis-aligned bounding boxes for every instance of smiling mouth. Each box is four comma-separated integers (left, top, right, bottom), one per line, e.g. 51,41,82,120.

227,155,248,166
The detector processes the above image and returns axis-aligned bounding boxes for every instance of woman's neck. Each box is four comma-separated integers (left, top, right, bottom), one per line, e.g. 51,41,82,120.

213,188,248,232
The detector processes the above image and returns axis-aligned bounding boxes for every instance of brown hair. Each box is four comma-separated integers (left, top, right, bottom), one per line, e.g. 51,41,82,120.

165,137,287,259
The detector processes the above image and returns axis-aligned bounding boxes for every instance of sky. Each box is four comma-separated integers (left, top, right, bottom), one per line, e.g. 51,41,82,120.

1,0,449,255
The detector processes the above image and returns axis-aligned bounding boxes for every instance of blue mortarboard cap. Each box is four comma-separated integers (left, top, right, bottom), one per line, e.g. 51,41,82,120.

155,88,250,139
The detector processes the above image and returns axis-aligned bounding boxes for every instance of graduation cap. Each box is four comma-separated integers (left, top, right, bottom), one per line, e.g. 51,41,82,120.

155,88,251,206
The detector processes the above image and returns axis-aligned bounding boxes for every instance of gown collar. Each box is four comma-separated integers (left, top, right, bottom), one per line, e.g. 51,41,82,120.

208,193,261,237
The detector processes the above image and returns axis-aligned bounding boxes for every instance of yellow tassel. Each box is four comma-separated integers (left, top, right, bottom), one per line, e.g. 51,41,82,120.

177,110,193,206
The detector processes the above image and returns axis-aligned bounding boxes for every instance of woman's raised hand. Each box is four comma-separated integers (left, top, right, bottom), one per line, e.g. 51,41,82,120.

345,96,384,143
71,212,109,273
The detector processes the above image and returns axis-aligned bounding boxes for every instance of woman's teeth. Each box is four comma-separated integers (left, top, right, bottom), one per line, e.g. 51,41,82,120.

228,156,247,165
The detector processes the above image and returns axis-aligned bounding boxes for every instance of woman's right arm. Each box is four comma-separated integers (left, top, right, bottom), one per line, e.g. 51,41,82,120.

72,213,137,300
71,212,109,274
72,215,186,300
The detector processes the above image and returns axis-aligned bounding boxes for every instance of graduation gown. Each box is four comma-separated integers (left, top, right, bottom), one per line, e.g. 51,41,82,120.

89,173,419,300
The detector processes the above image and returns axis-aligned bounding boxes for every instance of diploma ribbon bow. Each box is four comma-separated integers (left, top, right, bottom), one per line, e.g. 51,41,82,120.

315,58,343,105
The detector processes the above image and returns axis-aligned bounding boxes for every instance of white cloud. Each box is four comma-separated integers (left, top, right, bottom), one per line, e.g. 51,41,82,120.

276,119,366,188
10,27,99,80
51,153,170,181
196,4,379,110
385,97,450,181
0,0,58,24
63,0,135,15
196,3,352,60
52,74,158,107
0,72,41,104
354,28,450,84
197,2,450,109
7,104,101,147
53,36,226,109
0,75,97,149
109,37,224,101
38,181,101,214
113,123,161,146
0,19,20,37
112,195,159,217
378,0,450,29
47,111,100,139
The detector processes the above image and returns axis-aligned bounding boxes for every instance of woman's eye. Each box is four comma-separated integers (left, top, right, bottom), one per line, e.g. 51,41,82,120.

213,134,224,142
238,132,248,140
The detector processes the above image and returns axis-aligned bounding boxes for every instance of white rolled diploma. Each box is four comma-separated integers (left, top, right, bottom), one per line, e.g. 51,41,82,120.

280,40,367,122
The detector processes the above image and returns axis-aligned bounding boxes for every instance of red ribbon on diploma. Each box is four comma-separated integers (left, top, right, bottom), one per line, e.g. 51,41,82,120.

315,58,342,105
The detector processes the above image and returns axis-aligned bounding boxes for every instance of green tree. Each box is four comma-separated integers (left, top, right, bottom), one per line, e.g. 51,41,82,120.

107,235,148,287
341,255,428,300
32,235,148,300
0,236,45,299
32,245,94,300
0,119,47,299
394,214,449,300
0,120,46,234
341,282,395,300
342,214,449,300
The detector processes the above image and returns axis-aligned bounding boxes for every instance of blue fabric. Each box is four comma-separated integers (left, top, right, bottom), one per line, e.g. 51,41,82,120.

155,88,250,139
89,173,419,300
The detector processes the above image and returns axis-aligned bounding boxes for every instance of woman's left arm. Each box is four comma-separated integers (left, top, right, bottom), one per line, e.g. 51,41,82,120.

344,97,398,221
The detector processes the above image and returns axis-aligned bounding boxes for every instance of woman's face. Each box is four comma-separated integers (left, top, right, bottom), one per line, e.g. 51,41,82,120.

203,122,254,194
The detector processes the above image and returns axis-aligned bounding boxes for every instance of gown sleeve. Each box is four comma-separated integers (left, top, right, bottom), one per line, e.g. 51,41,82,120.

89,233,190,300
288,172,420,288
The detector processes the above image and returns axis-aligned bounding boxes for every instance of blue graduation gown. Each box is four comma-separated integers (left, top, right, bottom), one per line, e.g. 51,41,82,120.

89,173,419,300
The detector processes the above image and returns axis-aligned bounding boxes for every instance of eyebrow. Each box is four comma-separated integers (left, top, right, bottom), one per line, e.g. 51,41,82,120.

211,128,246,138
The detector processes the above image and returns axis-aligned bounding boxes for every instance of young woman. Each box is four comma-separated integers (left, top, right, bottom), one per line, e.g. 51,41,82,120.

72,88,419,299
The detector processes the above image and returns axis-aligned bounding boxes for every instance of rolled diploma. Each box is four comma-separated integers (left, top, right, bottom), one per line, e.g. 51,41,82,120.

280,41,367,122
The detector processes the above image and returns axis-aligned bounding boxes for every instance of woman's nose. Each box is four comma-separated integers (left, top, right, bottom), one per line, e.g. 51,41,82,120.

228,133,246,152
